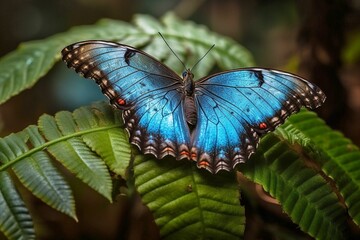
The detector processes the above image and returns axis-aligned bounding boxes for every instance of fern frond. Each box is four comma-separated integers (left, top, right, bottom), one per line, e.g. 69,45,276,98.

241,110,356,239
285,110,360,227
0,172,35,240
0,102,130,239
134,155,245,239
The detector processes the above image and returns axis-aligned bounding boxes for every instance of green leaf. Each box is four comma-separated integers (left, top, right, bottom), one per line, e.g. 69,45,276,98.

74,103,132,176
284,110,360,227
0,172,35,240
241,111,351,240
83,129,131,177
0,13,253,105
13,126,76,219
0,102,130,237
0,128,75,221
134,155,245,239
37,104,124,201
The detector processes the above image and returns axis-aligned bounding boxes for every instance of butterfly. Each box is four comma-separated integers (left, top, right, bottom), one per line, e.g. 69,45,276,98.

61,40,326,173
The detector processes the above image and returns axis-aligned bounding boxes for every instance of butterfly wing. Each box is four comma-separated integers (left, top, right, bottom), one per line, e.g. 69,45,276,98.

192,68,326,173
62,41,191,159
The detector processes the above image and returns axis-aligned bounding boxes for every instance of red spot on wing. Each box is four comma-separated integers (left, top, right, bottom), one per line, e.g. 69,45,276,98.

259,122,267,130
180,150,190,158
117,98,126,106
191,152,197,159
199,161,210,168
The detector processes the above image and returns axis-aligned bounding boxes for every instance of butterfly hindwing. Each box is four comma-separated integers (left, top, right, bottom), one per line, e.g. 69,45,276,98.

192,68,325,173
62,41,191,159
122,87,191,159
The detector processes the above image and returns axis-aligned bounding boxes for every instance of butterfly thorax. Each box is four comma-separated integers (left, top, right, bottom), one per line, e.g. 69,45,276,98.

182,69,195,96
182,69,197,127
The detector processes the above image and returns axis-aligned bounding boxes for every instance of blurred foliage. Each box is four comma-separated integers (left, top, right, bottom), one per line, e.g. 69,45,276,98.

343,31,360,64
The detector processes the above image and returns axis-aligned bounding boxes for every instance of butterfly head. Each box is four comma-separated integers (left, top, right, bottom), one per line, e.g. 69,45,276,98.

182,69,194,79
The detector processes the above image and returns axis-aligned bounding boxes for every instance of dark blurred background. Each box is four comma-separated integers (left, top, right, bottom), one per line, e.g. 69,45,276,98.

0,0,359,239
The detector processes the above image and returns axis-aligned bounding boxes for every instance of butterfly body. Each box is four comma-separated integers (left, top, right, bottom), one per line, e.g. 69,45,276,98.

62,40,325,173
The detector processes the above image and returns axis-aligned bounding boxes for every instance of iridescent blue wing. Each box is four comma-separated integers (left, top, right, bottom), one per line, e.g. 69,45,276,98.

191,68,326,173
62,41,191,159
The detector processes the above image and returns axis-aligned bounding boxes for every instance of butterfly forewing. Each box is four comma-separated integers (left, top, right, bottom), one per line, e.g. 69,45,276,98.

62,41,192,160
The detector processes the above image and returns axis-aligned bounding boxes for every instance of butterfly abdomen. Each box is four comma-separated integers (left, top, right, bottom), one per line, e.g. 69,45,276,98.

184,97,197,126
182,70,198,126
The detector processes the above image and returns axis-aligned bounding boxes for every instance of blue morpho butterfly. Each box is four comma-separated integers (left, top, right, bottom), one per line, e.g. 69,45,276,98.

61,37,326,173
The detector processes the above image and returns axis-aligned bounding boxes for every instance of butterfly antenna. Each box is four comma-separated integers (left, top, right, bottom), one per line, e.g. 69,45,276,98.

191,44,215,71
158,32,187,70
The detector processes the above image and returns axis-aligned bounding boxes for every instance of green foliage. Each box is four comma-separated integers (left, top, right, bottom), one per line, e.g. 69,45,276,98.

242,113,348,239
134,155,245,239
343,31,360,64
285,111,360,227
0,102,128,239
0,13,359,240
0,172,35,240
